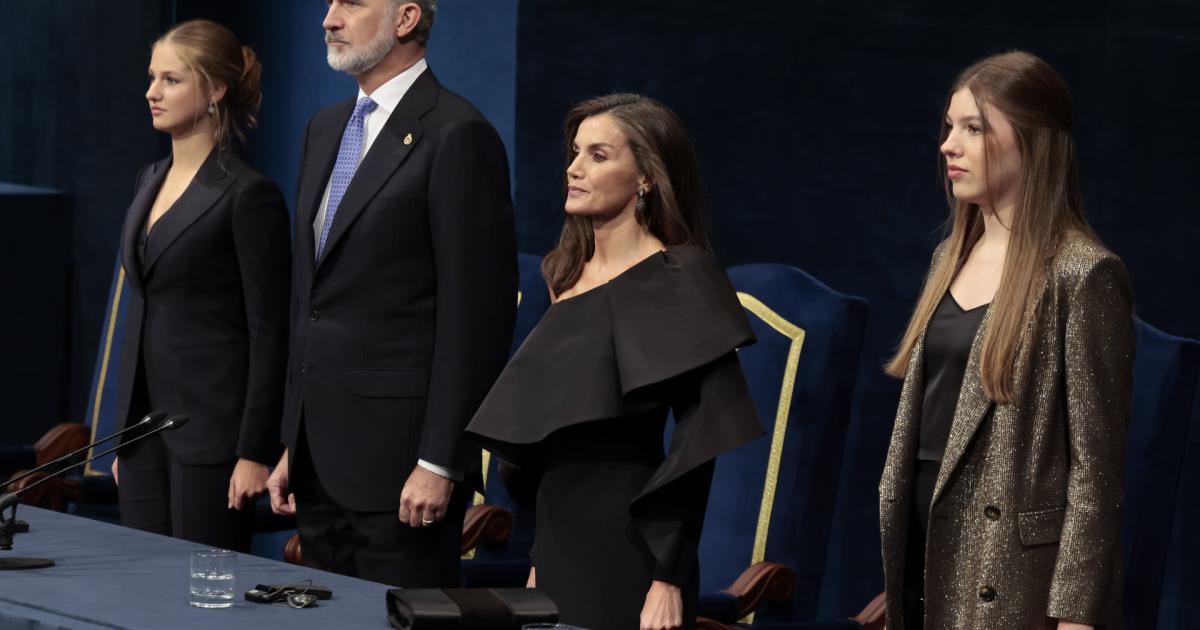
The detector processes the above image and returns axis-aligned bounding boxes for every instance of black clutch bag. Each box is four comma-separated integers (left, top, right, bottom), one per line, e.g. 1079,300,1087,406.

385,587,558,630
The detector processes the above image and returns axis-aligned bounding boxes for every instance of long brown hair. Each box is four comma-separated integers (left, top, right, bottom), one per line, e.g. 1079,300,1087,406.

542,94,710,296
885,51,1097,403
156,20,263,150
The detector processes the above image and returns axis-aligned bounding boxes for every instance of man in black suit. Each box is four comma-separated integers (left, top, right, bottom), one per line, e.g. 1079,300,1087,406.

267,0,517,587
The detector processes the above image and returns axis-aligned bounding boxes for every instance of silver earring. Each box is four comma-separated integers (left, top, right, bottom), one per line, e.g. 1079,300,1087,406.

635,186,647,213
207,102,216,115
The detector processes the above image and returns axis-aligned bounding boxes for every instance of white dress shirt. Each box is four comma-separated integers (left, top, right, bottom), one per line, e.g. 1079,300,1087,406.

311,57,428,250
312,58,461,483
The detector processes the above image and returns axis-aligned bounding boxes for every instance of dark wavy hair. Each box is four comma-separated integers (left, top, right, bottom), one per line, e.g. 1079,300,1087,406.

542,93,710,297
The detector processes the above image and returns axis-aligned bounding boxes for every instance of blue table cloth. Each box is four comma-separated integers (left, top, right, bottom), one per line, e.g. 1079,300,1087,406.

0,506,393,629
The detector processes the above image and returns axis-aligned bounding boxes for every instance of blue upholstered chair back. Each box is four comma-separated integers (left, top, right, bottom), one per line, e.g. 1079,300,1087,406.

82,257,131,477
1123,319,1200,628
696,263,868,622
471,253,547,563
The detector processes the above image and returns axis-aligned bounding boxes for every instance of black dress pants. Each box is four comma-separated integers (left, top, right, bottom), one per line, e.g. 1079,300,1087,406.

116,432,254,552
291,428,469,587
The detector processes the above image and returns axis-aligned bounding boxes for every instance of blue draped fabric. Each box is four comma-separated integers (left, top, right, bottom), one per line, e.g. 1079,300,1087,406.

0,506,390,629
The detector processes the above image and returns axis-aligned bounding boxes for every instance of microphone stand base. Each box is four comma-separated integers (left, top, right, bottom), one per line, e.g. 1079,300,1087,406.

0,558,54,570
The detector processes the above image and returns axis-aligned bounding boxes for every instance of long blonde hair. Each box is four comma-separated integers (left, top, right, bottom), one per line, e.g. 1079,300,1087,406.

885,51,1097,403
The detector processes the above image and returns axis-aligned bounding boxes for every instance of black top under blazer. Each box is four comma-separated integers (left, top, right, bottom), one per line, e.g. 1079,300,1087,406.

282,69,517,511
116,148,291,466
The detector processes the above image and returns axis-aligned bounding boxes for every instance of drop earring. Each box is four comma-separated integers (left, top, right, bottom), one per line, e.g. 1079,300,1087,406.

207,101,216,115
635,186,647,213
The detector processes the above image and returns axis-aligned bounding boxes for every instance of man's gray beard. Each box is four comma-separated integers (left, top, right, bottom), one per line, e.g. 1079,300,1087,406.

326,25,396,75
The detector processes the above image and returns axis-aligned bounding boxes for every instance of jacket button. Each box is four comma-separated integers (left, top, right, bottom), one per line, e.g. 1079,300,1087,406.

300,362,307,374
979,585,996,602
984,505,1001,521
310,309,320,321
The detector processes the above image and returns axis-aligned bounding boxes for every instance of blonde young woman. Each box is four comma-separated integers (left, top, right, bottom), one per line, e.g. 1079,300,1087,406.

111,20,290,551
879,51,1134,629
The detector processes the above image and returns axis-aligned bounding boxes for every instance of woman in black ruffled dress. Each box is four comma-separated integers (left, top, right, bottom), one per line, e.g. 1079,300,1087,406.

466,94,763,630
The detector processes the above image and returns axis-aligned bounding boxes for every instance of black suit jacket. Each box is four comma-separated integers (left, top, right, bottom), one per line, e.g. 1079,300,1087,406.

116,149,291,466
283,69,517,511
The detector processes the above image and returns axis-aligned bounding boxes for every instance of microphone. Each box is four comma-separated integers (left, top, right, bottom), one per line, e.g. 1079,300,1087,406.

0,412,189,520
2,411,168,489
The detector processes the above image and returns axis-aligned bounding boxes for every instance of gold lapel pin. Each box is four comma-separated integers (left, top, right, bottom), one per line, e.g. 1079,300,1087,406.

403,133,413,146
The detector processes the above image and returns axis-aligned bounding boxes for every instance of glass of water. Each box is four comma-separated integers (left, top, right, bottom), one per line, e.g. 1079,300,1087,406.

190,548,236,608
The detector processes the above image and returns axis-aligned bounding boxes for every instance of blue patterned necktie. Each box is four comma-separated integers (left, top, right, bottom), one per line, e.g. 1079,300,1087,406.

317,96,378,259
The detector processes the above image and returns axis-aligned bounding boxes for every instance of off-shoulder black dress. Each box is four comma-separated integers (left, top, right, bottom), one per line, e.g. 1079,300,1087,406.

466,245,763,630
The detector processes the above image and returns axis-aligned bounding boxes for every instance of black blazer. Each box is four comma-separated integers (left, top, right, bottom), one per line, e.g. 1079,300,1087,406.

283,69,517,511
116,149,291,466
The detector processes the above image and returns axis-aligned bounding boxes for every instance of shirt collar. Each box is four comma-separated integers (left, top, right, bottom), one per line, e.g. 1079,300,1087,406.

358,57,428,115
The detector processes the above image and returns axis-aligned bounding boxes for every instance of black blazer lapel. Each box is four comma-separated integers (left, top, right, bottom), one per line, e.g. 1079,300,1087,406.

121,158,170,290
297,99,355,270
142,148,234,275
315,70,440,270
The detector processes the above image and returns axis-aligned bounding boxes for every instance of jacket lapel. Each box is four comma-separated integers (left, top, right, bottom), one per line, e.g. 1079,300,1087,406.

296,99,355,272
931,302,997,507
314,70,439,271
121,158,170,290
881,329,927,502
142,148,234,275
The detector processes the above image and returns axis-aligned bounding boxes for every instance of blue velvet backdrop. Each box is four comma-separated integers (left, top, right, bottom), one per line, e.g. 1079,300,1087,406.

3,0,1199,620
508,0,1200,615
2,1,170,438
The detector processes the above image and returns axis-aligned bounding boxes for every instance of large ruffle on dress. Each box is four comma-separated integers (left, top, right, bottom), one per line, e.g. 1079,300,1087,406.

466,245,763,630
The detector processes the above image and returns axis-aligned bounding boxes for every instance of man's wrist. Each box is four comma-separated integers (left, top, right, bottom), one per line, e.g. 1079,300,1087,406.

417,459,463,482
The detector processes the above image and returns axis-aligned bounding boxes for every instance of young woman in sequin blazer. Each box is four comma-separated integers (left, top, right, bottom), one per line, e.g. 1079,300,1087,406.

878,51,1134,630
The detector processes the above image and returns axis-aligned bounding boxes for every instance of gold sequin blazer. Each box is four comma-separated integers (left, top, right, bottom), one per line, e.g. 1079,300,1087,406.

879,236,1134,629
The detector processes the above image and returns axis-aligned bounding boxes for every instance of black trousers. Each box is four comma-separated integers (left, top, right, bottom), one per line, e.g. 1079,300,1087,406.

116,432,254,552
291,428,469,587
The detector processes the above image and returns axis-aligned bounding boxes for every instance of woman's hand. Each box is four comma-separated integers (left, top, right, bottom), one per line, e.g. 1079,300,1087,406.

111,457,119,485
640,580,683,630
526,566,536,588
227,458,270,510
267,449,296,515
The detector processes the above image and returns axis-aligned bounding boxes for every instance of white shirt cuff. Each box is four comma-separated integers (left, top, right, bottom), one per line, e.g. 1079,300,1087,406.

417,459,463,482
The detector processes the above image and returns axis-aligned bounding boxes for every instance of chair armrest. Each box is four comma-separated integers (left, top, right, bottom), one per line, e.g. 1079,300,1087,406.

33,423,90,467
6,472,81,512
460,504,513,555
722,560,798,619
850,592,886,630
284,532,303,566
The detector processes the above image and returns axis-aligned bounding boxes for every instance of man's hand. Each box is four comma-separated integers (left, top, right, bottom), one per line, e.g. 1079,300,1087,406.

267,449,296,515
111,457,120,485
399,465,454,528
227,458,270,510
640,580,683,630
1057,622,1093,630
